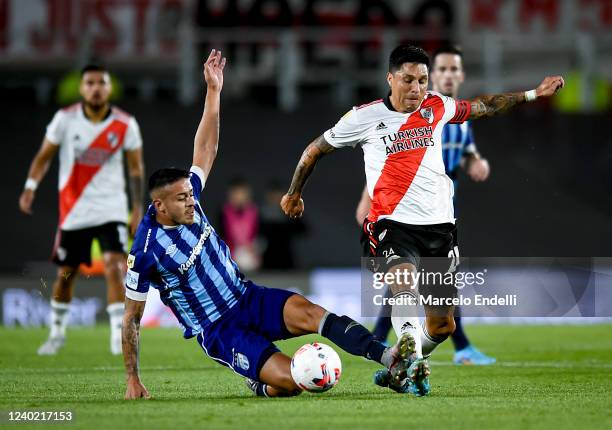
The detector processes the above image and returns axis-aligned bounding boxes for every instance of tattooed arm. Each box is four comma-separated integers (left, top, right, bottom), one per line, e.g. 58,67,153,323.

123,298,150,400
280,135,336,218
126,148,144,236
469,76,565,119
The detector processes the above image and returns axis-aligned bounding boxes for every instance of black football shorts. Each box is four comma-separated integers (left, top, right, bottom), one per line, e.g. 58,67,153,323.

52,222,128,267
361,218,460,301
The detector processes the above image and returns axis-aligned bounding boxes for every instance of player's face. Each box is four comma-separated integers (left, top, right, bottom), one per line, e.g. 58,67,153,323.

80,71,111,109
430,54,464,97
228,186,251,208
387,63,429,112
155,179,196,225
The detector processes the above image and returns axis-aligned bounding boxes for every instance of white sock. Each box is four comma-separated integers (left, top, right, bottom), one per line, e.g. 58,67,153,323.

390,292,422,357
107,302,124,341
49,300,71,339
420,322,444,358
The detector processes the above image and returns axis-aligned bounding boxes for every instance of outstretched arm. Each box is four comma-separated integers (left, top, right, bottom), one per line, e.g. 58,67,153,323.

19,139,59,215
192,49,226,182
122,298,150,400
468,76,564,119
280,135,336,218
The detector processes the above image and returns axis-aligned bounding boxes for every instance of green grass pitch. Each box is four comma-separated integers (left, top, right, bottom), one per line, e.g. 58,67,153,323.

1,325,611,429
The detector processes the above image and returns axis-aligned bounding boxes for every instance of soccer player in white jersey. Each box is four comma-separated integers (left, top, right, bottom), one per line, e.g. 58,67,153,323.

356,46,496,366
122,50,414,401
19,65,145,356
281,45,564,396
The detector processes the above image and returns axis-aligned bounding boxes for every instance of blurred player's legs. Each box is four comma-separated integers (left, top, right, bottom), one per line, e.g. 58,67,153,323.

452,307,496,365
103,251,126,355
372,288,393,343
37,265,78,355
39,223,128,356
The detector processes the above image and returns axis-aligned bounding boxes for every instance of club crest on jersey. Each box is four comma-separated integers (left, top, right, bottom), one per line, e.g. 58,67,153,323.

107,132,118,148
127,254,135,269
165,244,178,257
420,107,434,124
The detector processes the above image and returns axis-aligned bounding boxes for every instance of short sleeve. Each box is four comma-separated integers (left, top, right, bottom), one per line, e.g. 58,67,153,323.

189,166,206,201
463,122,477,155
124,252,155,301
123,117,143,151
323,108,368,149
45,110,67,145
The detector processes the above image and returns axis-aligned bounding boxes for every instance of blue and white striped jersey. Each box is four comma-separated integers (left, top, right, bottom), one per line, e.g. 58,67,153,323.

124,167,246,338
441,120,477,184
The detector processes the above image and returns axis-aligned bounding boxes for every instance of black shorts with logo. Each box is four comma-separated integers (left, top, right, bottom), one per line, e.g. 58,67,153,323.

52,222,128,267
361,219,460,300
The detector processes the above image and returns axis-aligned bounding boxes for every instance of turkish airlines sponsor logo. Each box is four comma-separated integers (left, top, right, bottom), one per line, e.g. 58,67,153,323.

380,126,434,155
75,147,115,166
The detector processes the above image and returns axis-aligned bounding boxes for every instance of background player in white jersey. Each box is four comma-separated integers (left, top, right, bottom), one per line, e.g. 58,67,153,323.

355,46,496,366
19,65,144,356
281,45,564,396
123,50,413,400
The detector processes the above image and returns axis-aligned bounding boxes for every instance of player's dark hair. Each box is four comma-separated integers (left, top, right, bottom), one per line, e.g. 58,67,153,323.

148,168,190,193
80,64,108,77
431,45,464,65
389,45,430,72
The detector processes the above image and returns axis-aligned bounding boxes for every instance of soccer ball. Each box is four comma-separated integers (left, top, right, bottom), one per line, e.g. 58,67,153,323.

290,342,342,393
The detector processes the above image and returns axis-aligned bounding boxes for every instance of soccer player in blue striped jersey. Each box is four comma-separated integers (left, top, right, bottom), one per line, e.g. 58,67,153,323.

122,50,415,400
356,46,495,366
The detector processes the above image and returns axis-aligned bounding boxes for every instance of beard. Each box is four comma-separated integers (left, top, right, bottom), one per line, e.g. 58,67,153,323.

85,97,108,111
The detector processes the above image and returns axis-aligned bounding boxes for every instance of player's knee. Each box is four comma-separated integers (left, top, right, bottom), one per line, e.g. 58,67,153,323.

303,303,325,331
103,255,123,276
56,267,78,288
286,295,325,333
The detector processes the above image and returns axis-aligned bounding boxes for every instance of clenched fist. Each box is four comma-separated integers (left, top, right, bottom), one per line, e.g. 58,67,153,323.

536,76,565,98
280,194,304,219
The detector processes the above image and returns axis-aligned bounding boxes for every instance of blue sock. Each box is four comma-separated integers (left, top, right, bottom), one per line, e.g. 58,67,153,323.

319,312,386,364
451,308,470,351
372,287,392,342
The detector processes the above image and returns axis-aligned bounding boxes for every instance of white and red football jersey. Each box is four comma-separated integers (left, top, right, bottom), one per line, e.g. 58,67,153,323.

45,103,143,231
323,91,470,225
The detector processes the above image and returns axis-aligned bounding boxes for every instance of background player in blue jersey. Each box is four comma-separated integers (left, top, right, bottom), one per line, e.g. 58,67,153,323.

355,46,495,365
122,50,415,400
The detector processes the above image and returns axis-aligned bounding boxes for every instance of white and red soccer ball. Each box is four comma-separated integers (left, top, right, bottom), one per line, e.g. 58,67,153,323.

290,342,342,393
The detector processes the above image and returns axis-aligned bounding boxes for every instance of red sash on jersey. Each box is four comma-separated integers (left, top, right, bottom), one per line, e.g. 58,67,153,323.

58,120,128,227
368,98,445,222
